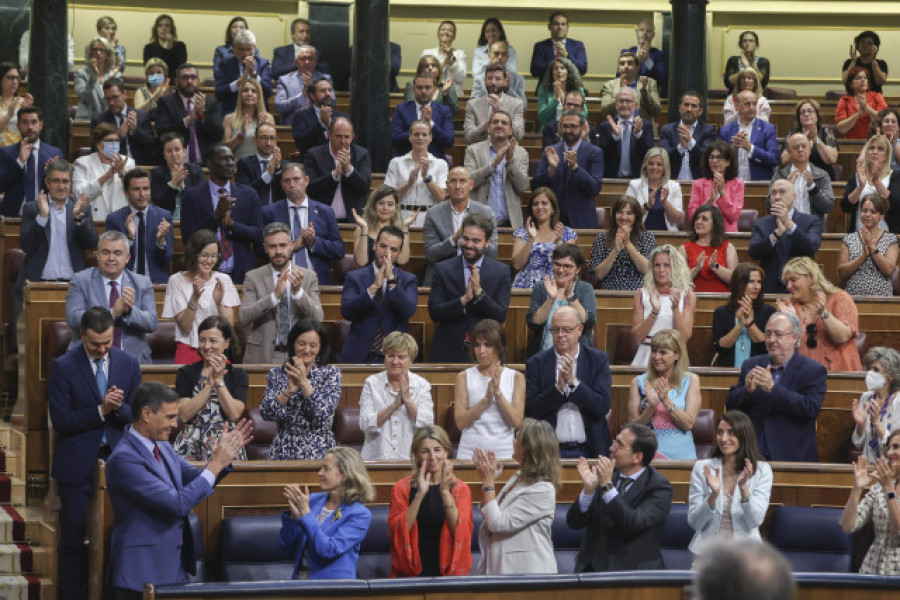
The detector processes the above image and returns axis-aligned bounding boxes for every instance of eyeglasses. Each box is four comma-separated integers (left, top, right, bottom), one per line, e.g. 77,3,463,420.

199,252,220,261
764,330,792,340
552,261,576,270
708,154,724,162
550,326,579,335
805,324,817,349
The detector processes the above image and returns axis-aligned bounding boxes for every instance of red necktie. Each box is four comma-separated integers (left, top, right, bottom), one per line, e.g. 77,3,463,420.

108,281,121,348
153,443,162,464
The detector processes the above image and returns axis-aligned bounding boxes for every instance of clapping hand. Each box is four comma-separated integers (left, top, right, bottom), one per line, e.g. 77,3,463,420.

544,146,560,171
606,114,621,138
284,484,310,519
525,216,538,239
213,279,225,305
576,456,600,494
851,455,871,490
670,288,681,309
542,274,558,300
737,458,755,485
851,397,867,427
472,447,500,486
157,218,171,244
37,190,49,218
873,457,895,490
774,297,797,317
704,464,722,495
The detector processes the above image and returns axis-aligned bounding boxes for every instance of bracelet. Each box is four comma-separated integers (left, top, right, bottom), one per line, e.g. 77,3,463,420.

444,503,456,509
651,310,660,316
188,302,198,311
740,496,751,504
482,485,495,492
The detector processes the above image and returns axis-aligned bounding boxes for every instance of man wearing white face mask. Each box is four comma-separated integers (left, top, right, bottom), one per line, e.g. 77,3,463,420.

73,122,135,220
851,347,900,462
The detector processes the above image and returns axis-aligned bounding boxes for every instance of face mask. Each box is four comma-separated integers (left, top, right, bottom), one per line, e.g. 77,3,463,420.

147,73,165,87
102,141,120,157
866,370,887,392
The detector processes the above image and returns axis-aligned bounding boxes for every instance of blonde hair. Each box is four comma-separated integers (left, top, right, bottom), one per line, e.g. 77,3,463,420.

143,57,169,78
643,244,694,293
362,185,402,230
84,36,115,69
646,329,690,385
640,147,671,185
517,418,561,490
864,135,893,181
781,256,838,295
232,78,268,127
326,447,374,504
409,425,453,486
382,331,418,359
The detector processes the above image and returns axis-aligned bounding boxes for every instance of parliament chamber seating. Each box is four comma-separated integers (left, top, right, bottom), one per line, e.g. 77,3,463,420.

659,503,693,570
769,506,854,573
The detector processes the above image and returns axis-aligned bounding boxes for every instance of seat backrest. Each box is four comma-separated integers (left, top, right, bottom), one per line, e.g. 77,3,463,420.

769,506,853,572
332,254,364,286
691,408,717,459
43,320,73,377
325,320,352,364
245,407,278,460
660,503,693,569
2,249,25,354
595,207,609,230
893,267,900,297
737,209,758,232
607,324,640,366
443,404,461,457
147,321,177,364
187,512,205,583
333,407,364,451
218,515,294,581
357,505,391,579
551,503,583,574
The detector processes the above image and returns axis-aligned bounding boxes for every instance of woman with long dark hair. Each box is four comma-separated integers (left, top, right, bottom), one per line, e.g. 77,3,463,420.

712,264,776,367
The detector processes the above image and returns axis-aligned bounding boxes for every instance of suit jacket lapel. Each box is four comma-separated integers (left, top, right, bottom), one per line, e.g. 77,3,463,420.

76,348,103,404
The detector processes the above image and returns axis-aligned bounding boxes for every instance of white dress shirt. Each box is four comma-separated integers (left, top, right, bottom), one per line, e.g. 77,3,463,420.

358,370,434,460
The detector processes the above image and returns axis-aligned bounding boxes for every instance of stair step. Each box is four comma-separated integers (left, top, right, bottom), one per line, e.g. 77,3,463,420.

17,508,54,550
39,577,53,600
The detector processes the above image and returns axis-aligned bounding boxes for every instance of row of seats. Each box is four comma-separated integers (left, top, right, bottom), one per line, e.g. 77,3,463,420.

210,503,852,581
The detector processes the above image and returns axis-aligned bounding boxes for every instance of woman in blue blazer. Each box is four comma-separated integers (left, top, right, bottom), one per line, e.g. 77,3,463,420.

280,446,374,579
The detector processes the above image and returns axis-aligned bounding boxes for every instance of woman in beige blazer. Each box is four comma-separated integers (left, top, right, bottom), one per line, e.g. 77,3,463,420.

472,417,559,574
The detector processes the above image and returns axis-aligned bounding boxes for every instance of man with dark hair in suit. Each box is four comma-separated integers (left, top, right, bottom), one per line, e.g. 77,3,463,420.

50,306,141,600
0,105,62,216
749,178,823,294
239,221,322,365
107,382,251,599
235,123,288,205
272,18,331,79
16,158,97,306
155,64,224,165
718,91,779,181
595,87,654,180
304,116,372,222
567,422,674,571
427,212,510,363
106,168,174,284
390,73,454,159
525,306,612,460
179,144,263,285
66,230,158,364
659,91,718,181
533,111,604,229
530,12,587,79
274,44,331,127
262,162,344,285
91,79,156,166
215,28,272,115
726,312,827,462
339,225,418,363
291,77,349,160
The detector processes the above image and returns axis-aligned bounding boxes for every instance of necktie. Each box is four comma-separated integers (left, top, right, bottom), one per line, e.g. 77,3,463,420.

135,211,146,275
186,98,200,163
275,283,291,348
292,206,309,268
153,443,162,464
371,288,384,353
260,160,272,204
119,112,131,157
108,281,122,348
619,121,632,177
95,357,107,399
616,476,633,494
24,150,36,203
218,188,233,261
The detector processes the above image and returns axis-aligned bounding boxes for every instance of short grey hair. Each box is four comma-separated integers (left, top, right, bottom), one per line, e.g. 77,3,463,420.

769,311,802,344
694,539,796,600
263,221,291,239
45,158,71,176
863,347,900,394
233,28,256,46
552,304,583,326
99,230,129,246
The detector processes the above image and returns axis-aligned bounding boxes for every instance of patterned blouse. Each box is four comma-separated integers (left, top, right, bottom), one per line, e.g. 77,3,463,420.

588,231,656,290
849,481,900,575
511,225,577,289
259,364,341,460
843,231,898,296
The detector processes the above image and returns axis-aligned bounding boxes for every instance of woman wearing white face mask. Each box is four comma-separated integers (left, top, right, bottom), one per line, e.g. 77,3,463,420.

73,122,134,220
852,347,900,462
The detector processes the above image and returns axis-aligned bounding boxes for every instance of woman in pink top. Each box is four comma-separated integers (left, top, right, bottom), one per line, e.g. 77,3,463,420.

688,140,744,232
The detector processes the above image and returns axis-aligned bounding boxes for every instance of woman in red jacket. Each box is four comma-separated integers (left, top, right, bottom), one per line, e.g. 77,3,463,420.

388,425,473,577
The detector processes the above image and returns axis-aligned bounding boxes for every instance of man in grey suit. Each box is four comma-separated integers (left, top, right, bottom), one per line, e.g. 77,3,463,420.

238,222,323,365
65,230,158,364
463,64,525,144
422,166,498,285
464,111,529,228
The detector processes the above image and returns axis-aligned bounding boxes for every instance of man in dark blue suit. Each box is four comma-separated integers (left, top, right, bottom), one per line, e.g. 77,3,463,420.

533,111,604,229
726,312,827,462
107,382,251,600
235,123,288,205
339,226,418,363
106,168,174,284
525,306,612,459
291,78,349,160
0,106,62,216
427,213,511,363
304,116,372,222
390,74,454,159
49,307,141,600
718,91,779,181
530,12,588,80
214,29,272,116
179,145,263,285
595,88,655,179
262,163,344,285
659,92,718,180
90,79,157,166
16,159,98,306
155,64,224,165
271,18,331,79
748,178,823,293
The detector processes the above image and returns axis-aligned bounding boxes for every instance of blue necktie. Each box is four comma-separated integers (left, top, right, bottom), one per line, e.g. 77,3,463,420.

619,121,632,177
24,151,36,203
292,206,309,268
95,357,107,398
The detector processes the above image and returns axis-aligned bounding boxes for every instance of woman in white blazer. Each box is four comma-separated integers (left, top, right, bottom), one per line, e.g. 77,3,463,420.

472,418,559,574
688,410,772,554
625,148,684,232
73,122,134,221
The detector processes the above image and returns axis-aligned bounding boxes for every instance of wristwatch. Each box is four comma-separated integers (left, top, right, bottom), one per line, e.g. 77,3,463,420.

887,491,897,501
386,278,398,285
422,175,433,183
600,482,614,493
567,294,577,304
